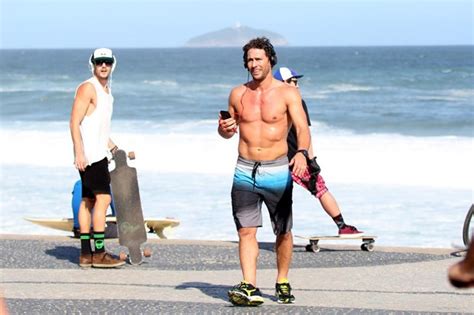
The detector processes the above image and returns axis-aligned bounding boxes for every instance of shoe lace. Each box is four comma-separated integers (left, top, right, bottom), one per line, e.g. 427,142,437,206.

278,283,291,296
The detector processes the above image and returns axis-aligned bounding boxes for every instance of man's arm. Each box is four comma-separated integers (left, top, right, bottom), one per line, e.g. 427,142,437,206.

70,83,94,171
287,88,311,177
218,88,239,139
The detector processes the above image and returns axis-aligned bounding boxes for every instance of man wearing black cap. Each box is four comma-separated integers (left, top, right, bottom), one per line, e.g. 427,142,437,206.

274,67,363,236
70,48,124,268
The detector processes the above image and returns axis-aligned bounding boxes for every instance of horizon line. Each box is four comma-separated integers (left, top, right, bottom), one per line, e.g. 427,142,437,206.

1,44,473,50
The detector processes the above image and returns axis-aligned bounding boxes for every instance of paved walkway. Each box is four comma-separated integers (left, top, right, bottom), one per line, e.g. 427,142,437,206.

1,235,473,314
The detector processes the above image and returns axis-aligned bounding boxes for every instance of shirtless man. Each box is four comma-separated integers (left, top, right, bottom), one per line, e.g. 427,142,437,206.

218,37,310,306
70,48,124,268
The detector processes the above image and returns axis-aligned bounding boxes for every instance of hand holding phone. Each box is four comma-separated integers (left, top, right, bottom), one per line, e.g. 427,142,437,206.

220,110,231,119
219,110,238,134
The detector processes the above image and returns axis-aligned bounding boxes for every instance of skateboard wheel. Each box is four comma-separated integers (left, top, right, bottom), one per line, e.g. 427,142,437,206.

143,248,152,257
306,244,320,253
119,251,127,261
128,151,135,160
361,243,374,252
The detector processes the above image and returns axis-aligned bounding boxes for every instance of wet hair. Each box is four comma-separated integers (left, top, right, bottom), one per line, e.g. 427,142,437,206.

242,37,277,69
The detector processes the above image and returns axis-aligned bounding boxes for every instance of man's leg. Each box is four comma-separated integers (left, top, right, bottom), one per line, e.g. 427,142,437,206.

319,191,341,218
274,231,296,304
92,193,111,232
275,231,293,282
238,227,258,286
78,198,94,233
317,178,362,235
92,193,111,254
91,193,124,268
228,226,264,306
78,198,94,267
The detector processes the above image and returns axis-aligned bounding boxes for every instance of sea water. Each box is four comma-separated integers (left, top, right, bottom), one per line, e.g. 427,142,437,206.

0,47,472,247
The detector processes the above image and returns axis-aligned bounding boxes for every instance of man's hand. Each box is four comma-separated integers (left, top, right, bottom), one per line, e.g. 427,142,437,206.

218,114,238,138
74,152,88,172
289,152,308,177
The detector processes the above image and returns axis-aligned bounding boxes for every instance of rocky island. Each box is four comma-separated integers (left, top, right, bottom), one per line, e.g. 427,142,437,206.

185,23,288,47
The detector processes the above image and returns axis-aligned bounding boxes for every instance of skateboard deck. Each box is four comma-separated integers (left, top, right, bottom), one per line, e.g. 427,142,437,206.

296,235,377,252
110,149,147,265
24,217,179,239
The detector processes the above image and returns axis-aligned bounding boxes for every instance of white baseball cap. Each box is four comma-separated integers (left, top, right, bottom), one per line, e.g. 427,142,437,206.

91,48,114,63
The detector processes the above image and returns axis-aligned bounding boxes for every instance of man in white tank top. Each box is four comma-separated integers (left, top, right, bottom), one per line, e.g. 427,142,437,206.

70,48,124,268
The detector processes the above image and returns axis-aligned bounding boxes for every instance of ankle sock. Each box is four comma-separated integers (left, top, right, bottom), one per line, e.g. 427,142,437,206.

80,233,92,255
93,231,105,253
332,214,346,229
277,278,289,284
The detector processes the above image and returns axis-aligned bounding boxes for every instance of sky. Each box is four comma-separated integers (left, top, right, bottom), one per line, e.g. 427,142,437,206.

1,0,472,48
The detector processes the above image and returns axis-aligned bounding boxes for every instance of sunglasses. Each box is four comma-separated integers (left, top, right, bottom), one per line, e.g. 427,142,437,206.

94,59,114,66
286,78,298,84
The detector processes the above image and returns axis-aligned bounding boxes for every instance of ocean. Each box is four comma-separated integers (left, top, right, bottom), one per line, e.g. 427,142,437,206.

0,46,473,248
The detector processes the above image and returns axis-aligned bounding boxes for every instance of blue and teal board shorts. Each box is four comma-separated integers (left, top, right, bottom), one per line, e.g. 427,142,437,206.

231,156,293,235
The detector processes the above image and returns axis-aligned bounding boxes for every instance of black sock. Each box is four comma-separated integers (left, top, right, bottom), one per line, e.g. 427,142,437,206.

332,214,346,229
80,233,92,255
93,231,105,254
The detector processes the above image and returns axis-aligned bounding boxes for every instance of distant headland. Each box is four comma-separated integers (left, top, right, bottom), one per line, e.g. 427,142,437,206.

184,23,288,47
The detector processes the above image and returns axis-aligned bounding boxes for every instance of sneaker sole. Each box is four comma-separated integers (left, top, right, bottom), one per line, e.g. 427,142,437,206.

276,297,295,304
338,233,365,239
92,261,125,268
79,263,92,268
228,291,264,306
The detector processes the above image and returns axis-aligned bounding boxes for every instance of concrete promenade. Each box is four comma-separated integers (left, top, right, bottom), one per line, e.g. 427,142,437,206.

1,234,473,314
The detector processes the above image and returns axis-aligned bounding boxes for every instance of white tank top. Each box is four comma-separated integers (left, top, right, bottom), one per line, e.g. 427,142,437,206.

78,76,114,165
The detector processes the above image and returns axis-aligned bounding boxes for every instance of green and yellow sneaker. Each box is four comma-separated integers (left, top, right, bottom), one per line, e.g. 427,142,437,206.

275,281,295,304
228,281,264,306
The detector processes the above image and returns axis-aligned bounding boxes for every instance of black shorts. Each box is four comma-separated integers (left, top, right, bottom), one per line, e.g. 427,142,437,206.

79,157,111,199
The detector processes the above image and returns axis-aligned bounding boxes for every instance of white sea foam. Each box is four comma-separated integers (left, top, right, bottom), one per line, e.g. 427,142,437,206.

143,80,179,87
416,89,474,102
0,87,75,93
448,89,474,99
320,84,378,94
1,121,472,190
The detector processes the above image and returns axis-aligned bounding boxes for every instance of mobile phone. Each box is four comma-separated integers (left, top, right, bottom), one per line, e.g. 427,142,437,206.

220,110,231,119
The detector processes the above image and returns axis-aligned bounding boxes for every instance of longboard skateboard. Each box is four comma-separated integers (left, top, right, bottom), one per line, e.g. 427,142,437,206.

296,235,377,252
24,217,179,239
110,149,149,265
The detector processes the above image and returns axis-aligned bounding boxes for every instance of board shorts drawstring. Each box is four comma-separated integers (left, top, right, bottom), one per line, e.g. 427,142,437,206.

251,162,261,188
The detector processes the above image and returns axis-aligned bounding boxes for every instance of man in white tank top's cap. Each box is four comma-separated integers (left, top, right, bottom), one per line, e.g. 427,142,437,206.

69,48,124,268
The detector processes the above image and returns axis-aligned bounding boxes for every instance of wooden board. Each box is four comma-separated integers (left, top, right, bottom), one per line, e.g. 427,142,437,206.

24,216,179,239
296,235,377,241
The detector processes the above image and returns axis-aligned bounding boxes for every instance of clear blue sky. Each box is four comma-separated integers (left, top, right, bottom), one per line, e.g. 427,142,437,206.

1,0,472,48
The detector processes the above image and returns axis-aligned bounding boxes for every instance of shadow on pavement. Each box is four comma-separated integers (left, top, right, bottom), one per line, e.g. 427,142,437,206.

45,246,78,264
176,282,275,303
